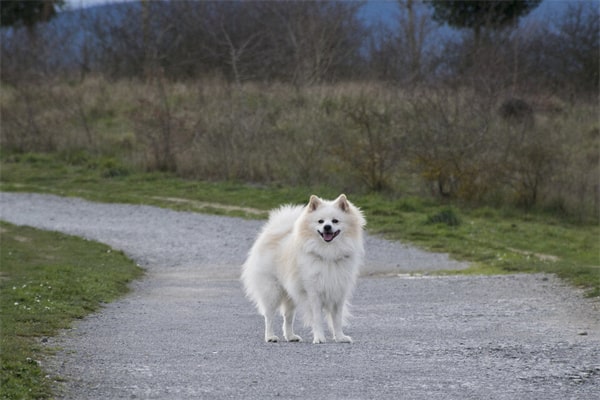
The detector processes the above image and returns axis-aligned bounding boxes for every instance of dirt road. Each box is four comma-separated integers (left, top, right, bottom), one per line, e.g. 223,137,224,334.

1,192,598,399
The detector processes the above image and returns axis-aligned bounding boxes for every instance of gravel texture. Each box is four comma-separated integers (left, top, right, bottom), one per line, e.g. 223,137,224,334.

1,192,599,399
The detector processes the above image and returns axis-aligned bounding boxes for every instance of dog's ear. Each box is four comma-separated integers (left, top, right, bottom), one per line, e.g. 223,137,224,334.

336,194,349,212
308,195,322,211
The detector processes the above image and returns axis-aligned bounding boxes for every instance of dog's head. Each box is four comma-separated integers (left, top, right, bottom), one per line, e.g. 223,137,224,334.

306,194,365,243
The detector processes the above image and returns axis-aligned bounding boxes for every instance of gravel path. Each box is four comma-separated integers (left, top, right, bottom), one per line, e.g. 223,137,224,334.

1,192,599,399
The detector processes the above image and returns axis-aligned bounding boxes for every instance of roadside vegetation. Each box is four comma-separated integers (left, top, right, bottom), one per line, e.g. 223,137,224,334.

1,79,598,222
0,221,143,399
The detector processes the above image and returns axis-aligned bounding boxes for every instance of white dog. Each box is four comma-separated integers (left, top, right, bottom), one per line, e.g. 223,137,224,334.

241,194,366,344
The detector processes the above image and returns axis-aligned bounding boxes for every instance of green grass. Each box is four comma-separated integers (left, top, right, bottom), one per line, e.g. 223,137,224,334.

1,152,599,297
0,222,143,399
0,152,326,219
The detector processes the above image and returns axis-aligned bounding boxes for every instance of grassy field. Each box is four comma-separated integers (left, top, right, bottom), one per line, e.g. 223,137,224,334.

0,220,142,399
1,152,598,297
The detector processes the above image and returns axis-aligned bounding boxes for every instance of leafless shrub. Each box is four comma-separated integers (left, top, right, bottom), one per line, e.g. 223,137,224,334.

404,88,495,200
401,86,576,211
333,93,404,191
503,134,562,208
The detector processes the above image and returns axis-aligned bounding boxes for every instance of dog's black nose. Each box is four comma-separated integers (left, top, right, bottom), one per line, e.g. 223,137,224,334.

324,224,332,232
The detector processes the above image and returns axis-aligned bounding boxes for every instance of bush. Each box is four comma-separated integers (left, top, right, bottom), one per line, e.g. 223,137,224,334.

331,90,404,191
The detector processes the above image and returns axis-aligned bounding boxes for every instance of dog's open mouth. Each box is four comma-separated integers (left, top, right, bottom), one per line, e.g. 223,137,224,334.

319,230,340,242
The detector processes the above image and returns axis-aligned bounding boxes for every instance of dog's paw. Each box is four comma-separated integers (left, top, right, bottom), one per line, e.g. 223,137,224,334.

285,334,303,342
334,334,353,343
312,336,326,344
265,335,280,343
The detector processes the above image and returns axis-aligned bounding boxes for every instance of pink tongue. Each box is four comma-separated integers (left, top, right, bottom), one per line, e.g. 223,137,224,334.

323,232,334,241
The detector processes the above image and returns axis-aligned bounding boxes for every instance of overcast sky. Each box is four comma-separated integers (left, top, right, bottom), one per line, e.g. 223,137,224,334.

64,0,133,10
63,0,578,24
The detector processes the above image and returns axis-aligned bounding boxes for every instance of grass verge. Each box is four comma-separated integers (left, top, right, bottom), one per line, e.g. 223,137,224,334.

1,152,598,298
0,222,143,399
359,196,599,296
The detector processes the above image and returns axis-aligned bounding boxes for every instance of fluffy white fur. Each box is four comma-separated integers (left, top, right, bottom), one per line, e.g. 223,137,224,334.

241,194,366,344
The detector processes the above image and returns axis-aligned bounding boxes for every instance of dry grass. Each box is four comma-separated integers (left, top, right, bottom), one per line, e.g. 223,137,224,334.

1,76,597,219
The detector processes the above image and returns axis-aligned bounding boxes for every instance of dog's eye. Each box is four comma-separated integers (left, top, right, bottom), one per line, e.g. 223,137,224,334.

318,219,324,224
332,219,339,224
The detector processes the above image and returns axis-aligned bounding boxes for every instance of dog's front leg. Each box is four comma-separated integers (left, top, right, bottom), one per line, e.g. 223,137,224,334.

330,302,352,343
307,293,326,344
264,314,279,343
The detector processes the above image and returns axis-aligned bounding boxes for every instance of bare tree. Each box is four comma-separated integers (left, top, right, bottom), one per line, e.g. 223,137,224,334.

397,0,436,83
548,1,599,97
196,2,265,85
260,1,365,85
367,0,438,84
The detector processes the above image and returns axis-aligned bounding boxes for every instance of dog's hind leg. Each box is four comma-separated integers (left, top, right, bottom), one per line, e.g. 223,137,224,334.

259,281,283,343
281,296,302,342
